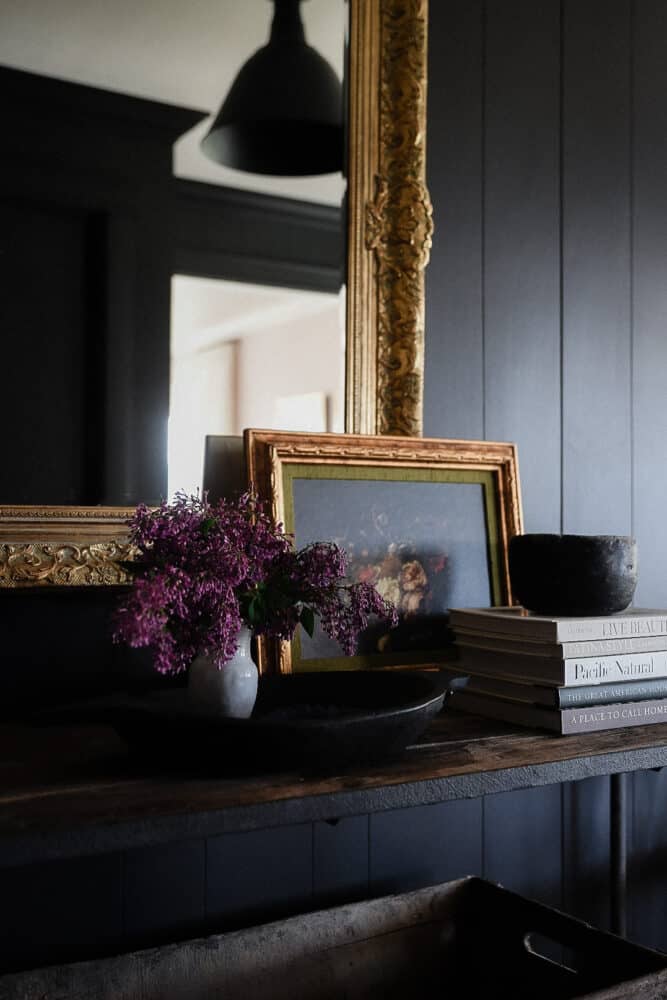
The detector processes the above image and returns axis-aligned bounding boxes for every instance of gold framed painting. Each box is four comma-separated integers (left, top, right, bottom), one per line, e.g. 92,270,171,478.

244,431,523,674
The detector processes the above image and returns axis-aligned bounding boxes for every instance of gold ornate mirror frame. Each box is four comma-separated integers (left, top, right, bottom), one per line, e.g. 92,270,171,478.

347,0,431,437
0,0,431,588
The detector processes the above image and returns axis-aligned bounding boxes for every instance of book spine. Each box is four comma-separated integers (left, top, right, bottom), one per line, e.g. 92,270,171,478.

459,649,667,687
461,676,667,708
449,610,667,642
557,614,667,642
458,652,564,685
558,678,667,707
563,636,667,659
453,689,667,734
562,698,667,734
456,632,667,660
562,650,667,686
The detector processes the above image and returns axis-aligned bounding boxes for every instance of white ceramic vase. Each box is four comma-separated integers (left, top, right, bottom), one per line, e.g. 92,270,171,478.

187,627,258,719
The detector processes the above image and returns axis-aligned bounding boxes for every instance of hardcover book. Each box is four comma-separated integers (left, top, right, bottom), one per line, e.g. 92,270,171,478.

459,674,667,709
451,688,667,735
449,606,667,643
456,646,667,687
453,628,667,661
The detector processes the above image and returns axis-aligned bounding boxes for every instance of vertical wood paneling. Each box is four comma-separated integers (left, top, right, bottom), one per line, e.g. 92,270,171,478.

313,816,369,907
0,203,87,505
483,0,561,533
632,0,667,608
559,0,634,933
483,786,563,907
481,0,564,896
629,768,667,949
424,0,484,440
0,854,123,973
562,0,632,535
369,799,483,896
103,214,139,506
205,825,312,930
123,840,206,946
629,0,667,950
134,204,171,505
561,777,611,929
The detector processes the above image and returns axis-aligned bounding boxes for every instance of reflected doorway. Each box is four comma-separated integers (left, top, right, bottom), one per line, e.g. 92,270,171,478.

168,274,345,497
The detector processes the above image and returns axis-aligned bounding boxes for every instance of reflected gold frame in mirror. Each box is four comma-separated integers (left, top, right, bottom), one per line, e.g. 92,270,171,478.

0,0,432,587
0,507,135,588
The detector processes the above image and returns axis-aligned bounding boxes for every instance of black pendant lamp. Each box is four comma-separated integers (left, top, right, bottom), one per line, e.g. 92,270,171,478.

201,0,343,176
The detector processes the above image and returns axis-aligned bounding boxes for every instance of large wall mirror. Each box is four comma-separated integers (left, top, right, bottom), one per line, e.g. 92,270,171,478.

0,0,431,587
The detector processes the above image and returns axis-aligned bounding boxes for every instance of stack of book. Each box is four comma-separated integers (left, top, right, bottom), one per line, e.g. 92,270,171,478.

447,606,667,734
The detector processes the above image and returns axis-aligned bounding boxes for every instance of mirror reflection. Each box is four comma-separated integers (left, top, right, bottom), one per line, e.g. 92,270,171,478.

0,0,347,505
169,275,345,497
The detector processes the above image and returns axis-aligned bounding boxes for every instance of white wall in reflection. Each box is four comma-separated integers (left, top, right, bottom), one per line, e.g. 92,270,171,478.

169,275,344,498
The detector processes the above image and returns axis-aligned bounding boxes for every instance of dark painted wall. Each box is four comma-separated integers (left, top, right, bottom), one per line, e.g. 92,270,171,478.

425,0,667,949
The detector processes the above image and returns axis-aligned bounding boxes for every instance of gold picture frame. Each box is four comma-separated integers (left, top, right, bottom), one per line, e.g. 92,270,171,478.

0,0,432,588
245,430,523,674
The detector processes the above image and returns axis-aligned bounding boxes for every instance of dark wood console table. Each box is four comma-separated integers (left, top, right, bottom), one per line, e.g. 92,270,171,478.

3,707,667,936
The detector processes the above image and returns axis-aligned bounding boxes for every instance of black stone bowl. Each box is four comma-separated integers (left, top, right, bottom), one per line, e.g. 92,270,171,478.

508,533,638,616
34,671,450,774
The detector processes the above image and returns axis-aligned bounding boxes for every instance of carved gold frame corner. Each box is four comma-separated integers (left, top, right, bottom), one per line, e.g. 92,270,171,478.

346,0,432,436
0,507,135,588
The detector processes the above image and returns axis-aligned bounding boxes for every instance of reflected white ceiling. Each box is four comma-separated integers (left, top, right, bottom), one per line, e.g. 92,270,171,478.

171,275,340,356
0,0,346,205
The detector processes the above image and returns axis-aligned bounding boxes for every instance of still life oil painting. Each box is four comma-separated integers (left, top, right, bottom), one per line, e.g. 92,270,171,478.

291,475,494,666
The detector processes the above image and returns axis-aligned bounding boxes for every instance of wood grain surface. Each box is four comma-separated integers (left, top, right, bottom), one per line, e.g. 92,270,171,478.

2,710,667,866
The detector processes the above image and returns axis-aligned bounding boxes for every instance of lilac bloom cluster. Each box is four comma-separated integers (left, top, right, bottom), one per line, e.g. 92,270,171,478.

114,491,397,675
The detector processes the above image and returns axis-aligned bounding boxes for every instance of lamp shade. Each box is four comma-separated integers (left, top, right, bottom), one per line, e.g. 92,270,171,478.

201,0,343,176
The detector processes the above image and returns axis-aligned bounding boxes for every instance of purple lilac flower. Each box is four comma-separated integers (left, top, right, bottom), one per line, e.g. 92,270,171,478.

113,491,397,675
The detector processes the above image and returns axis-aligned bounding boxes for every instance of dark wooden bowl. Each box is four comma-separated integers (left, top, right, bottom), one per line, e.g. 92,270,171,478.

76,670,450,773
508,533,638,616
